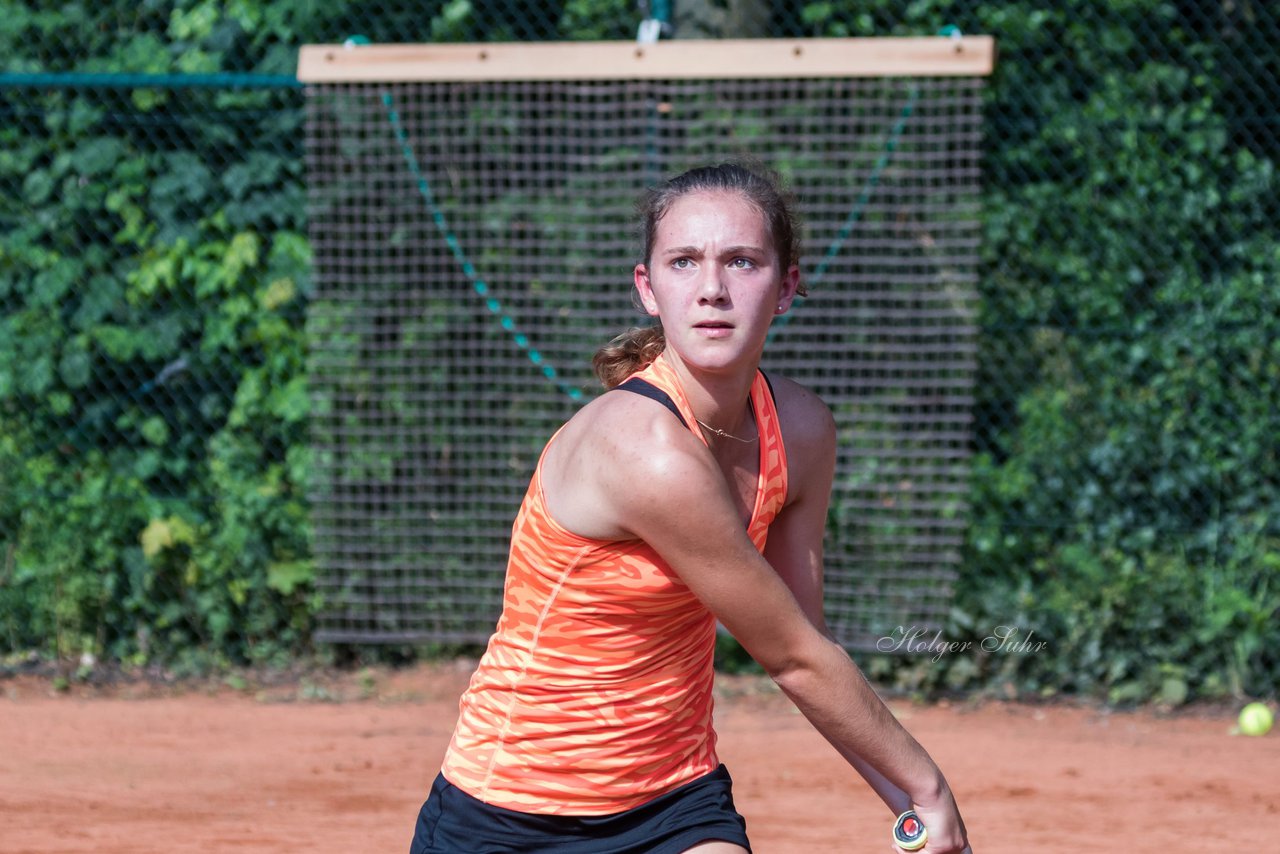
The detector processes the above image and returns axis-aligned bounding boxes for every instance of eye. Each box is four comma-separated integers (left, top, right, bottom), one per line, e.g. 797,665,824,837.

730,257,755,269
672,257,693,269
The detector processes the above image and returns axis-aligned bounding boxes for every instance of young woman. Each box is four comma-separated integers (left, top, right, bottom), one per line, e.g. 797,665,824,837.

409,162,972,854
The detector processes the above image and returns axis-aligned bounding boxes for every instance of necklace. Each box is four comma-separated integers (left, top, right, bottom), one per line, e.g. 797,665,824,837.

695,418,758,444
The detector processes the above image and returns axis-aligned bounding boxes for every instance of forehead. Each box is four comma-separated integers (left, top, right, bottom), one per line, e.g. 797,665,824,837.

655,190,770,245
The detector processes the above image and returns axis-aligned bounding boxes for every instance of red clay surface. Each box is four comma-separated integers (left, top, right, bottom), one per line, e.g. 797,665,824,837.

2,662,1277,853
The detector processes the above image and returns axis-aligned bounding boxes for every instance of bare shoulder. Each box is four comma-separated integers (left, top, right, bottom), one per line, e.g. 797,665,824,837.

768,374,835,428
543,387,715,541
560,386,704,468
766,373,836,467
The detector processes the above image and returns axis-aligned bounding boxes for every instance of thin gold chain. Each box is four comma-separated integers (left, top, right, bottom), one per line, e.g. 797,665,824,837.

695,418,758,444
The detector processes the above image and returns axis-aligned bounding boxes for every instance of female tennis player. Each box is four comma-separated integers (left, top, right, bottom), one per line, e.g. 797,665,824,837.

409,162,972,853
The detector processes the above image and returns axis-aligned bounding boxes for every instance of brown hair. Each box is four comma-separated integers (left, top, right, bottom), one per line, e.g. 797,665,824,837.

592,160,805,388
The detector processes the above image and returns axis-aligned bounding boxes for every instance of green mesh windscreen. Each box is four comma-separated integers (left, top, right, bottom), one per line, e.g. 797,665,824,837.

304,72,985,649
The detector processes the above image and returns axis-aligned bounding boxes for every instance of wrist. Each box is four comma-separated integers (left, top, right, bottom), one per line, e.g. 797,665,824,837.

908,771,951,810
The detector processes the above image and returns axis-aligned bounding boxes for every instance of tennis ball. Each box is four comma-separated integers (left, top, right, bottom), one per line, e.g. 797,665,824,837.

1238,702,1273,737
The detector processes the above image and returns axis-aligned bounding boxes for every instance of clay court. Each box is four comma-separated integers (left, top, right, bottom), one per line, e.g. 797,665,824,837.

2,663,1276,853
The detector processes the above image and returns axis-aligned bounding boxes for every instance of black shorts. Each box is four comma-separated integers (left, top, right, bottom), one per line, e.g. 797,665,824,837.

408,764,752,853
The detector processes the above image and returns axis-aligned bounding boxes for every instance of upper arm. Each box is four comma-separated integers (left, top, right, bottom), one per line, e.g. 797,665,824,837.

762,379,838,633
591,416,824,675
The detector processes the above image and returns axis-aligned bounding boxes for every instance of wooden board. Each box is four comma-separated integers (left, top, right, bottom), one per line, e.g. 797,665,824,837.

297,37,996,83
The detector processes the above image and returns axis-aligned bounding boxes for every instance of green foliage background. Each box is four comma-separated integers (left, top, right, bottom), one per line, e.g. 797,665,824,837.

2,1,1277,701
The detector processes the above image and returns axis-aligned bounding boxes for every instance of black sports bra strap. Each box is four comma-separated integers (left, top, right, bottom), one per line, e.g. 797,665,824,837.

614,378,687,428
616,371,775,428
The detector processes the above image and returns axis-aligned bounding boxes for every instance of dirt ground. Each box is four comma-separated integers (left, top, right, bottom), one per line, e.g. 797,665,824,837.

2,662,1276,854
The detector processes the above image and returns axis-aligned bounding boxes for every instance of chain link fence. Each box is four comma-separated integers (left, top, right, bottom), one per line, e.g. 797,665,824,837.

3,1,1277,697
302,62,987,647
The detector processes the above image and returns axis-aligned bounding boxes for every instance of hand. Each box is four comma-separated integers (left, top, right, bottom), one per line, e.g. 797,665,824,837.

899,792,969,854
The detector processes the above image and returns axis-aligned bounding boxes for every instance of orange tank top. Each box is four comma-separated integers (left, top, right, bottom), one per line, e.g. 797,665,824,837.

440,353,789,815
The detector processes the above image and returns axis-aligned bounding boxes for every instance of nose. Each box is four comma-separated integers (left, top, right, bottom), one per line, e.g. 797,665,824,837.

696,267,729,305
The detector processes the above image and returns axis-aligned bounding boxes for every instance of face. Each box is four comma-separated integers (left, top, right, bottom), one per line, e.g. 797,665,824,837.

634,190,800,376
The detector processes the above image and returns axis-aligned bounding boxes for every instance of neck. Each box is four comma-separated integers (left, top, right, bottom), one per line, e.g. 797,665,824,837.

658,350,758,438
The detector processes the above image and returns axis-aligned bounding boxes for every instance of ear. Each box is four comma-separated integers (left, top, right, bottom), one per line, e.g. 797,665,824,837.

774,265,801,314
634,263,660,316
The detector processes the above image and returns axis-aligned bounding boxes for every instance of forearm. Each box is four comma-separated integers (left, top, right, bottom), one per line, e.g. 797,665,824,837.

770,639,950,808
838,744,913,815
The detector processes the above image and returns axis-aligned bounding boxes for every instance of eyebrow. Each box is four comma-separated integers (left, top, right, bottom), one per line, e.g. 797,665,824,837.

660,244,768,257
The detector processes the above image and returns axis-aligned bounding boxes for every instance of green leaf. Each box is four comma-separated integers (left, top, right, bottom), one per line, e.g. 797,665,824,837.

48,391,73,416
140,518,174,557
93,326,141,361
259,277,296,311
169,1,220,41
141,417,169,446
139,315,185,361
19,354,54,396
71,275,123,331
801,3,835,26
152,152,212,209
22,169,53,205
229,373,263,427
130,449,162,480
222,153,284,201
266,560,313,595
73,137,127,177
140,515,196,557
31,258,78,308
224,232,261,277
268,376,308,423
58,342,93,388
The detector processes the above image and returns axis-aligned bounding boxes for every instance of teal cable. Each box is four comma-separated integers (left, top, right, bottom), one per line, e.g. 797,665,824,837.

0,72,300,89
768,86,919,344
382,92,585,401
383,84,917,396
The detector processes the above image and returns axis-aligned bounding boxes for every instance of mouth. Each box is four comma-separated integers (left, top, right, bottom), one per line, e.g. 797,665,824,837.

693,320,734,339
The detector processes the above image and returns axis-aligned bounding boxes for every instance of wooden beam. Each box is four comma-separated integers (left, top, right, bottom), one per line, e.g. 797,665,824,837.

297,37,996,83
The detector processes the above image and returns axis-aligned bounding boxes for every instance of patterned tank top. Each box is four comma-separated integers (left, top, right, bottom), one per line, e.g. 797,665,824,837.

440,353,789,815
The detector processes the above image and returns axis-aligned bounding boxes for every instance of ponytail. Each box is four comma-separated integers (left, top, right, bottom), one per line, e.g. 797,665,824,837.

592,325,666,389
